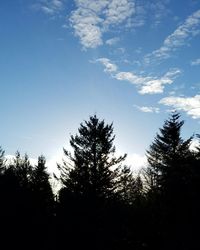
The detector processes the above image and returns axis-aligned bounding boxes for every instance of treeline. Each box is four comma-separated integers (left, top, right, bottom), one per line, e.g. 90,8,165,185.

0,113,200,249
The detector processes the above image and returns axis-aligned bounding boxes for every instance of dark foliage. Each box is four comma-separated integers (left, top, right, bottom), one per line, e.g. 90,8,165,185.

0,152,55,250
57,115,126,249
1,113,200,249
145,112,198,249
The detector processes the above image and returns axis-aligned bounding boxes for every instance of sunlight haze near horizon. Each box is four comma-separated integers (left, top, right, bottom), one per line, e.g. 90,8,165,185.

0,0,200,172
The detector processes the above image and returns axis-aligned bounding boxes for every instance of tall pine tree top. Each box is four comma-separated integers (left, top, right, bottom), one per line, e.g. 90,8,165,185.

59,115,126,200
146,112,192,190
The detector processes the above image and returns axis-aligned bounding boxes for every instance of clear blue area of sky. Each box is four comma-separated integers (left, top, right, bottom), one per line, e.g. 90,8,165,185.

0,0,200,167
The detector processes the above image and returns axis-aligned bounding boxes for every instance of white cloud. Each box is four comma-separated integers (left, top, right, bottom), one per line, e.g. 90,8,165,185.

96,58,118,73
160,94,200,119
191,58,200,66
115,68,181,94
116,149,147,171
139,69,181,94
4,153,62,176
134,105,160,113
125,153,147,171
150,0,170,26
103,0,135,27
70,8,103,48
105,37,120,46
190,138,199,151
35,0,171,49
52,0,63,8
125,0,170,29
97,57,181,94
47,149,63,174
145,9,200,63
139,79,171,95
5,155,38,166
115,71,146,84
35,0,64,15
70,0,135,48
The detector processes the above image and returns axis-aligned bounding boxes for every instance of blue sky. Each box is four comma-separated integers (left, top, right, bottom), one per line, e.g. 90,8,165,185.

0,0,200,171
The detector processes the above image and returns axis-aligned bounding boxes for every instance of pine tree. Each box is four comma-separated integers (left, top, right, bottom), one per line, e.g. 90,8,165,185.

118,166,144,205
59,115,126,200
13,152,33,188
118,166,134,204
56,115,126,250
146,112,192,192
31,155,54,216
0,147,5,173
145,112,194,249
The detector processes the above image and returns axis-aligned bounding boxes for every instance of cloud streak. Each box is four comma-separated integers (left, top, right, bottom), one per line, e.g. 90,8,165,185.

96,57,181,94
191,58,200,66
106,37,120,46
149,0,171,26
160,95,200,119
134,105,160,113
35,0,64,15
96,58,118,73
144,9,200,63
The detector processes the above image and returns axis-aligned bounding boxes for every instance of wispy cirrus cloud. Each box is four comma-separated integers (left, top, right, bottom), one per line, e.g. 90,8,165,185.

96,57,181,94
191,58,200,66
138,69,181,94
134,105,160,113
125,0,171,29
149,0,171,26
34,0,64,15
105,37,120,46
115,67,181,95
160,94,200,119
96,58,118,73
144,9,200,63
70,0,135,49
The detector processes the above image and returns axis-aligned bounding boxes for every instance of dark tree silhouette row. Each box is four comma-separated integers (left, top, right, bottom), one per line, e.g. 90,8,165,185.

0,113,200,250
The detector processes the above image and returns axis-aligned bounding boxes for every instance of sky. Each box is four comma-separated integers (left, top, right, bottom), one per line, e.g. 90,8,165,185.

0,0,200,172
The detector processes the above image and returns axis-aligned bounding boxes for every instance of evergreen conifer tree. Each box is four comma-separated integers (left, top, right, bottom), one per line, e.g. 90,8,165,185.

57,115,126,250
31,155,54,216
118,166,144,205
146,112,192,192
0,147,5,173
59,115,126,200
146,112,194,249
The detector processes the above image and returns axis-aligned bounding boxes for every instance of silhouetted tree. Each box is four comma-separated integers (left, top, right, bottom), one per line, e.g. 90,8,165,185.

57,115,126,250
59,115,126,200
0,151,55,249
146,112,195,249
2,112,200,249
29,155,55,249
146,112,192,193
0,152,33,249
13,152,33,188
118,166,144,206
118,166,135,204
0,147,5,172
31,155,54,216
